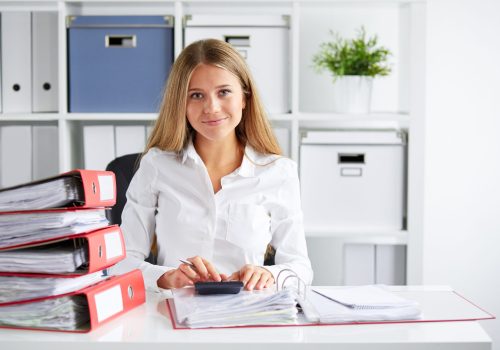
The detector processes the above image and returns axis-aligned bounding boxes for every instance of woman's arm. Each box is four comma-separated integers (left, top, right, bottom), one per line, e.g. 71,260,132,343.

110,149,174,291
264,161,314,287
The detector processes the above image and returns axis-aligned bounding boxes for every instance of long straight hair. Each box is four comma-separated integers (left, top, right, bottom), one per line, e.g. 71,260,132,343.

146,39,281,155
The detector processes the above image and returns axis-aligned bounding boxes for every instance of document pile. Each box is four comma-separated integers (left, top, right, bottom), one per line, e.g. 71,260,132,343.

0,170,146,332
300,285,422,324
0,176,83,211
171,287,298,328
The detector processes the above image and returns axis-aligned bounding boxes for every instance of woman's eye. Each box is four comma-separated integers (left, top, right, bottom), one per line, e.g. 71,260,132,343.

190,92,203,99
219,89,232,96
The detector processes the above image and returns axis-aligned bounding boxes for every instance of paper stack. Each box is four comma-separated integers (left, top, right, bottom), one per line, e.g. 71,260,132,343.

0,170,145,332
170,287,298,328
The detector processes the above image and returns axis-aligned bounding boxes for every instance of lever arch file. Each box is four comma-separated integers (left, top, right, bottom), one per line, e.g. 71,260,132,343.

0,269,145,332
0,225,125,275
0,207,109,250
0,169,116,211
0,12,32,113
0,271,106,305
32,12,58,112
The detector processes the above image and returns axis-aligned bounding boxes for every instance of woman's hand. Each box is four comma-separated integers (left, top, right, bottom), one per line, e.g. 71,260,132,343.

157,256,226,289
227,264,275,291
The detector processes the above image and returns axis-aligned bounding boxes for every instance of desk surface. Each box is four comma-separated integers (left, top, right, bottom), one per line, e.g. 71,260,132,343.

0,286,492,350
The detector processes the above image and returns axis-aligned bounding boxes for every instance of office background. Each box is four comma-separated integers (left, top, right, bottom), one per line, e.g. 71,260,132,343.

0,0,499,346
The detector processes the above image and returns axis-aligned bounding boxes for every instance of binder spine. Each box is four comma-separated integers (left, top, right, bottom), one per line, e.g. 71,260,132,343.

87,226,125,273
76,169,117,207
85,269,145,330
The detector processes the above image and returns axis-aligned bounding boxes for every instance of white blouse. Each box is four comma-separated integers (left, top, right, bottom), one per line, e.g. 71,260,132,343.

112,141,313,291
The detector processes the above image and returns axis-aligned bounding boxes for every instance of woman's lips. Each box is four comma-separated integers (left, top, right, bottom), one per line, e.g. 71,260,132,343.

202,117,229,126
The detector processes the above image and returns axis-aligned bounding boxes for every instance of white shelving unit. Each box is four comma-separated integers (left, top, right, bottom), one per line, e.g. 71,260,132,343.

0,0,426,285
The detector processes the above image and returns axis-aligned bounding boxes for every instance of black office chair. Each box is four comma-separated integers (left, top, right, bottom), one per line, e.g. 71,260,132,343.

106,153,142,226
105,152,275,266
106,153,157,263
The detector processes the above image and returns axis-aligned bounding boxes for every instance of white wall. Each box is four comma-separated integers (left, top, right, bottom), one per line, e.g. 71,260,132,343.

425,0,500,346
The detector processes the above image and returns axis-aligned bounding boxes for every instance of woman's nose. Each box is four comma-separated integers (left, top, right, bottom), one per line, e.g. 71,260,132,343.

203,95,221,114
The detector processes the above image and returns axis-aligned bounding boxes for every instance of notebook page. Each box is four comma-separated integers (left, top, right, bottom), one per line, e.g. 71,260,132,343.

313,285,418,309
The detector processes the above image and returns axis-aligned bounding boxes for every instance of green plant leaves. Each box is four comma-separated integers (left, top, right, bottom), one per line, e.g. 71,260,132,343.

312,27,392,79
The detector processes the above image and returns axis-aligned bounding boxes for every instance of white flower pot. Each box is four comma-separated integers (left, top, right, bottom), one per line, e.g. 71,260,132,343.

331,76,373,114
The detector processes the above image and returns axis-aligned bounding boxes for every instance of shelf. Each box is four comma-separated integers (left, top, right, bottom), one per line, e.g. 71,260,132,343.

305,228,408,244
0,0,426,284
297,111,410,122
0,114,60,122
63,113,158,121
0,2,58,12
268,113,294,121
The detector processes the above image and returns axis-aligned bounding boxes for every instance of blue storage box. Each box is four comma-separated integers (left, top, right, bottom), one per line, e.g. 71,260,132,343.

68,16,174,112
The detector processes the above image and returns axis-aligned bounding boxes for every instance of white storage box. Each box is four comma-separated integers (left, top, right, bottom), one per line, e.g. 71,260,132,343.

184,15,290,114
300,130,406,231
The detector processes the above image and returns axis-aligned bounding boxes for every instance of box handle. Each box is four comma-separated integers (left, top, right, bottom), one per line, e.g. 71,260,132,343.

224,35,250,47
105,35,136,48
225,36,250,59
338,153,365,164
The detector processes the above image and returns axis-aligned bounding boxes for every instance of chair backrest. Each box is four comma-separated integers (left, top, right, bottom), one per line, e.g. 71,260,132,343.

105,153,142,226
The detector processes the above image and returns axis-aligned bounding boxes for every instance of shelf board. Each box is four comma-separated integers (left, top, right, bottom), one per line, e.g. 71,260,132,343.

305,228,408,244
0,113,60,122
63,113,158,121
269,113,294,121
297,111,410,122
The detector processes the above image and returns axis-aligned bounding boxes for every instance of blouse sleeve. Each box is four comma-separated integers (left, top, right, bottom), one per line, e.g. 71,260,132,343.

264,160,314,287
109,149,175,291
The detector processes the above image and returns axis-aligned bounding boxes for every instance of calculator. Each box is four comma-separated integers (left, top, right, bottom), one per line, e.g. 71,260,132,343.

194,281,244,295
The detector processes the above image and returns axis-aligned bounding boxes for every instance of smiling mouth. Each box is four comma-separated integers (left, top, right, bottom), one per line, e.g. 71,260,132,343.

202,117,229,125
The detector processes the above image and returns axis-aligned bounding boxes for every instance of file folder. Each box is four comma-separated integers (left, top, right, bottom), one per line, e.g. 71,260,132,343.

0,225,125,276
0,271,106,305
32,125,59,180
0,207,109,250
166,287,495,329
0,269,145,332
0,169,116,211
1,12,32,113
83,125,116,171
0,125,32,188
32,12,59,112
0,14,2,113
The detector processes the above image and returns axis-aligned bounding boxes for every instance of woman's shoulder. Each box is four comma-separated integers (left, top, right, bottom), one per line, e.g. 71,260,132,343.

142,147,178,161
139,147,180,170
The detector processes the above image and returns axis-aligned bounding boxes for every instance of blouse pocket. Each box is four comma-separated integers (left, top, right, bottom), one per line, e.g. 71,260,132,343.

226,203,271,252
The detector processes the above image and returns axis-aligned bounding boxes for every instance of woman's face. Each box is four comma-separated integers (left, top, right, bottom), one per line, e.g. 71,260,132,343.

186,63,246,144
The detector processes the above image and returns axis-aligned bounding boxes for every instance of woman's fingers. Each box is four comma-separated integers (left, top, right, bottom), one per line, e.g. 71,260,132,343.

187,256,222,282
234,265,274,291
178,263,199,280
157,269,194,289
245,270,262,291
201,258,222,282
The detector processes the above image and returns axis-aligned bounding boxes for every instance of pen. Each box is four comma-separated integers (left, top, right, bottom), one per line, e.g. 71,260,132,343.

179,259,198,272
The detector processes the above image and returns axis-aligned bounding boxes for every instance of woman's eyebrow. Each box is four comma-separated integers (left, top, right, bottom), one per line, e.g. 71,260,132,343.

188,84,233,92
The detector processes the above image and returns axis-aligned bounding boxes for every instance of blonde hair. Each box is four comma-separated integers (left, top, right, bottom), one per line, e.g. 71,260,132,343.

146,39,282,155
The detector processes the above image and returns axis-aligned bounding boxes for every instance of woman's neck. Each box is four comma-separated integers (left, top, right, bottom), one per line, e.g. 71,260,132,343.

193,133,243,170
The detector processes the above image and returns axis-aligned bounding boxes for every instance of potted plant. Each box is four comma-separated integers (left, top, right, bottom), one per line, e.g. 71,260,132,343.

312,27,392,114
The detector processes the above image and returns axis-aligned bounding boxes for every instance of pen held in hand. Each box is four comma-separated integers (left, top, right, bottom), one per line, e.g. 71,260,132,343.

179,259,198,272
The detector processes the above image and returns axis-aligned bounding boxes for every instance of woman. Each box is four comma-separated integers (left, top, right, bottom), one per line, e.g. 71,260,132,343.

115,39,312,291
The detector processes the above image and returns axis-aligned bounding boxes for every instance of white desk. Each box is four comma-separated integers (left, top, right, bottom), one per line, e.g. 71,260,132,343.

0,286,492,350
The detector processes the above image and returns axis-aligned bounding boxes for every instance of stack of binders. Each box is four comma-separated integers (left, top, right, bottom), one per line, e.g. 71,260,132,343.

0,169,145,332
